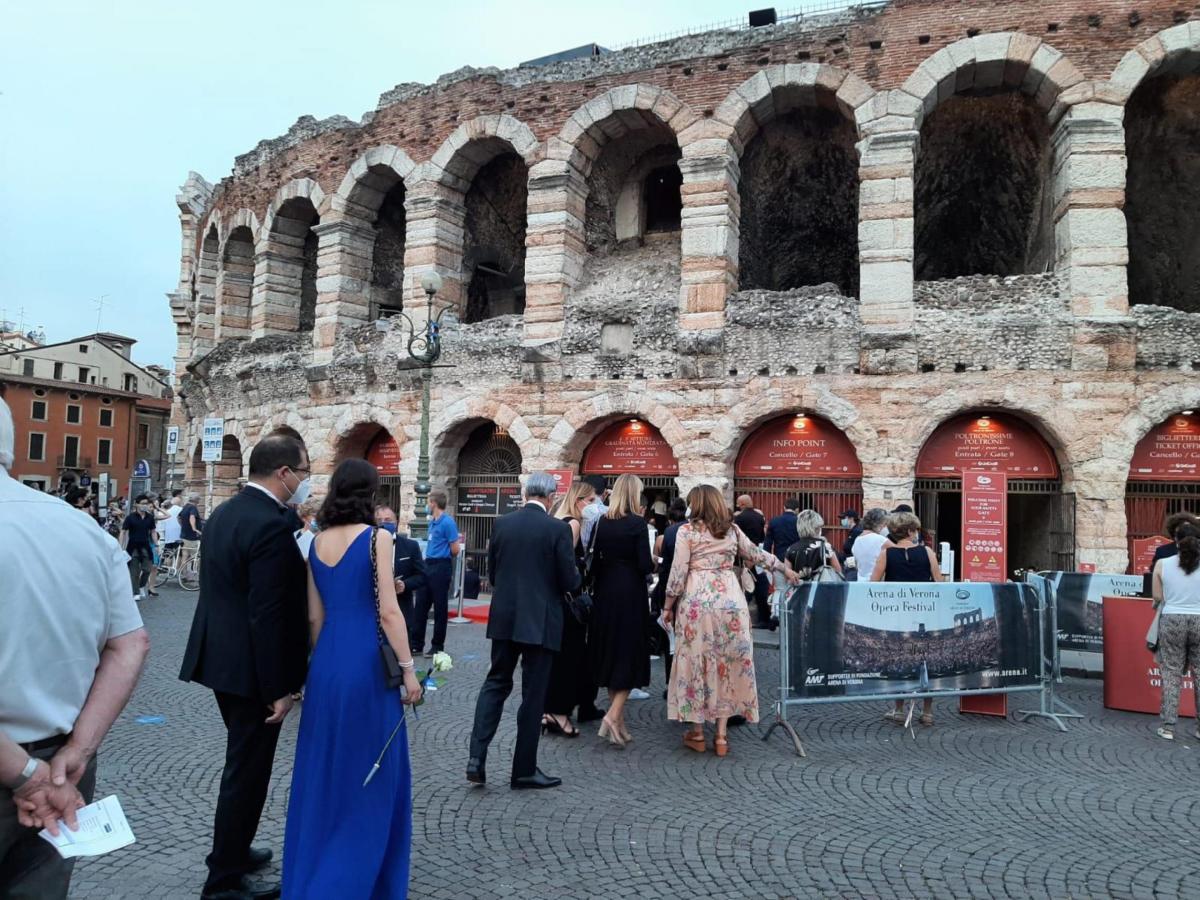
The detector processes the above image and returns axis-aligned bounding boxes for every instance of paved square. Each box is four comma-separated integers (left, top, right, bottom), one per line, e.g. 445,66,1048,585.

69,584,1200,899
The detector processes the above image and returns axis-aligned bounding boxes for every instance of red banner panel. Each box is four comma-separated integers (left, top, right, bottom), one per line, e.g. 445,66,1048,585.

366,431,402,476
735,414,862,478
961,470,1007,582
1132,536,1172,574
917,413,1059,479
1103,595,1196,718
546,468,574,492
1129,413,1200,482
581,420,678,475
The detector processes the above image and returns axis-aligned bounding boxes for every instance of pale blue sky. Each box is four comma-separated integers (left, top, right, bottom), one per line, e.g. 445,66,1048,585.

0,0,764,369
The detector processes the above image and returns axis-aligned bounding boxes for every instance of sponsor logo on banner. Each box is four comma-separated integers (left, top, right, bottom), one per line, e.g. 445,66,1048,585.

785,582,1042,699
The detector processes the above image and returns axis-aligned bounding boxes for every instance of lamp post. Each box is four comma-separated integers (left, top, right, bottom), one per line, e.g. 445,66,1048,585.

399,271,447,540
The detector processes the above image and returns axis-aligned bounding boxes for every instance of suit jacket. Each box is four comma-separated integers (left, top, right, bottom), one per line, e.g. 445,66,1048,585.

392,533,427,601
733,508,766,546
765,512,800,558
486,503,581,652
179,486,309,703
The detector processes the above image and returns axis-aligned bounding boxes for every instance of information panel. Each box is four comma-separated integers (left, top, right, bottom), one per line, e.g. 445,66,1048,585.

961,470,1007,583
457,488,499,516
1132,536,1172,574
917,413,1058,478
735,414,862,477
366,432,402,476
581,420,678,475
499,485,523,514
1129,413,1200,481
201,418,224,463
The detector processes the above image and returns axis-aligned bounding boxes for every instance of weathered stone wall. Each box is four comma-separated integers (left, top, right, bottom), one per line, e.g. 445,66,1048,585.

1133,305,1200,370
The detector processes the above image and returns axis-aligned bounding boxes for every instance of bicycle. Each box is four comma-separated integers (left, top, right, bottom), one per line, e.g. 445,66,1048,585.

178,546,201,591
157,543,181,580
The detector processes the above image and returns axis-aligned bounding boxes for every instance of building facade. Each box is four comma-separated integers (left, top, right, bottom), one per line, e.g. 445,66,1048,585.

171,0,1200,575
0,333,173,495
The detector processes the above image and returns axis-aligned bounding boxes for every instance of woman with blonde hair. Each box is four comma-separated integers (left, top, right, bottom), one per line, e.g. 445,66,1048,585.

589,473,654,747
662,485,797,757
540,479,598,737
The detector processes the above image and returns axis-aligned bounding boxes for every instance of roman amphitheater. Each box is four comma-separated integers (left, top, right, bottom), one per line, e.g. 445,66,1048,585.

170,0,1200,577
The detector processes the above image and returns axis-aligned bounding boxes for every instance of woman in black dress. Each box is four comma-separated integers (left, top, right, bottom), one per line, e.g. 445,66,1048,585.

590,473,654,747
871,511,944,726
542,479,598,738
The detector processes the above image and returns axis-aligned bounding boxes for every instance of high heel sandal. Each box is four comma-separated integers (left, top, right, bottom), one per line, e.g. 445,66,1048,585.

683,731,706,753
714,735,729,757
542,716,580,738
617,722,633,743
598,717,626,749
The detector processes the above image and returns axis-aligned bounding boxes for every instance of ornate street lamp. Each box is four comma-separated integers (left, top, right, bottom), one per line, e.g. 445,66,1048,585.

395,270,448,540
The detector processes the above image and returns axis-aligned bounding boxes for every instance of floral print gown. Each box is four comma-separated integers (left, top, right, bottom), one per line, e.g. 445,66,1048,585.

665,523,784,724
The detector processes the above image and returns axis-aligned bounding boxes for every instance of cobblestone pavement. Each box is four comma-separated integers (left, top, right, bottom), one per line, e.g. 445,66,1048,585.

69,584,1200,899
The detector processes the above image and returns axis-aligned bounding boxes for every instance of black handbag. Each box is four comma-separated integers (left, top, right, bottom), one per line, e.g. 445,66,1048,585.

564,520,598,625
370,527,405,689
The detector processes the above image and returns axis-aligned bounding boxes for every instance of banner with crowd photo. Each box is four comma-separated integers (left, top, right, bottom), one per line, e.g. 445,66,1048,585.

1046,572,1144,653
783,582,1042,700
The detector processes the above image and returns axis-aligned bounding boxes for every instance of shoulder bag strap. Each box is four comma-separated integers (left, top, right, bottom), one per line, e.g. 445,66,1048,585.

583,516,600,582
369,526,385,647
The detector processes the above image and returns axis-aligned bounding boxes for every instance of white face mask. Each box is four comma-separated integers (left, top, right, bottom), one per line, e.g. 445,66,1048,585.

684,506,692,518
282,470,312,506
840,517,851,528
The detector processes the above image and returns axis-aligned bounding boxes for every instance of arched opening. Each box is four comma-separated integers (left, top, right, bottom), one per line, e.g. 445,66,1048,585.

584,120,682,253
463,153,527,323
738,100,859,295
212,435,244,503
370,179,407,319
1126,72,1200,312
580,418,680,528
334,421,402,512
733,413,863,553
455,422,523,577
915,411,1071,576
269,197,320,332
194,226,219,351
218,226,254,340
1125,410,1200,573
914,93,1053,281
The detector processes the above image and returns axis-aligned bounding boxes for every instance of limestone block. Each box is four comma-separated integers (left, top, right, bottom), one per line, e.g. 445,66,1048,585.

885,89,921,120
1058,207,1127,250
679,311,725,331
1022,43,1062,97
836,76,875,116
947,40,976,93
858,219,897,252
1159,23,1195,59
1069,264,1128,315
1037,57,1085,110
859,178,896,205
971,33,1012,90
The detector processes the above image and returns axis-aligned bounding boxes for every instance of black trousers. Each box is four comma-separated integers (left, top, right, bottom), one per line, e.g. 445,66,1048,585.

205,691,282,891
469,639,553,780
414,558,452,652
128,545,154,593
748,571,772,624
545,613,595,717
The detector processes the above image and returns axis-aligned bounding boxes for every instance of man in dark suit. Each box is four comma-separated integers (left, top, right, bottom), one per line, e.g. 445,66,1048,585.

180,435,310,900
765,497,801,558
733,495,771,627
375,505,429,642
466,472,580,790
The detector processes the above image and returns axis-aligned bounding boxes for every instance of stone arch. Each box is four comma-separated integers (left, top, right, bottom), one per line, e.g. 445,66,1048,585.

332,145,417,218
712,65,872,295
253,178,326,336
430,397,535,481
1108,23,1200,104
429,115,539,191
1112,383,1200,478
551,391,689,472
215,209,258,342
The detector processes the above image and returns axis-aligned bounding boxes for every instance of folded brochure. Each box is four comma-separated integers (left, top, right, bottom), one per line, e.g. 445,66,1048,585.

39,795,135,859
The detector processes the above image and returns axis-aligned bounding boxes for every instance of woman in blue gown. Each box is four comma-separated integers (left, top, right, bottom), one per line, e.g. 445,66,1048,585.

283,459,423,899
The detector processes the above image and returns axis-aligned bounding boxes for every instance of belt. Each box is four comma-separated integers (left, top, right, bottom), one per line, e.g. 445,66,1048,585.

20,734,69,754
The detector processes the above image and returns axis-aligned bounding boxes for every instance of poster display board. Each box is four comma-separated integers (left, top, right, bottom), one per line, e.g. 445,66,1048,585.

783,582,1043,700
1132,536,1172,574
499,485,522,514
366,432,402,476
1050,571,1145,654
201,418,224,463
916,413,1058,478
582,420,678,475
546,468,574,492
457,488,499,516
734,414,862,477
1103,595,1197,718
961,470,1007,582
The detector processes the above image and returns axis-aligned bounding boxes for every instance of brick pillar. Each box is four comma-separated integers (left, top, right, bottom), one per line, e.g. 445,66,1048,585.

215,242,253,343
523,158,587,344
857,129,917,332
403,179,465,325
193,246,217,355
168,293,192,379
311,218,377,356
678,147,740,331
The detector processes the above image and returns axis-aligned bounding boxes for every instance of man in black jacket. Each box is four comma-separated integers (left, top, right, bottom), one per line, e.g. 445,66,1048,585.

466,472,580,790
180,434,310,900
375,505,428,642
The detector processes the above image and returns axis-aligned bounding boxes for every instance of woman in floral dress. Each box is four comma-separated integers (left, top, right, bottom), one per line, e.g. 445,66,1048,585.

662,485,796,757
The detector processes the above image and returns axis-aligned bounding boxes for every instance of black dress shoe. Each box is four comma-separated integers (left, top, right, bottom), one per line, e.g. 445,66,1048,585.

728,715,747,727
201,876,281,899
466,757,486,785
243,847,272,872
511,768,562,790
576,706,605,723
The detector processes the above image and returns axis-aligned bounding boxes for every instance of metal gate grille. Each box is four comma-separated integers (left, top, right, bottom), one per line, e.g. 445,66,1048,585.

733,477,863,551
454,427,522,581
378,476,404,516
1126,481,1200,569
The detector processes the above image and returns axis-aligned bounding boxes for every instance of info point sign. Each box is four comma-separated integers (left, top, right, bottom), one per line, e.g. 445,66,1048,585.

961,470,1007,582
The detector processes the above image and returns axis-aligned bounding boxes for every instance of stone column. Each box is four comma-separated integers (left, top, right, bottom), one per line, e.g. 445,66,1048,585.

311,218,377,357
1051,103,1134,371
678,147,740,332
523,159,588,345
403,179,465,326
193,245,218,356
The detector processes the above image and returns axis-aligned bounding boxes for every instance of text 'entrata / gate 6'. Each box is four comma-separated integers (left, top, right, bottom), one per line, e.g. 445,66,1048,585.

762,580,1075,756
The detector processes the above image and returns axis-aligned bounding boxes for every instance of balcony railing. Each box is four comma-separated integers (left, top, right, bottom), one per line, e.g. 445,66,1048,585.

56,456,94,470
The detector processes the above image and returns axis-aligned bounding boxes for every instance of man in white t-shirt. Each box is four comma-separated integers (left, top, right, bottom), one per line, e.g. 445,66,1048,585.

160,490,184,548
851,507,890,583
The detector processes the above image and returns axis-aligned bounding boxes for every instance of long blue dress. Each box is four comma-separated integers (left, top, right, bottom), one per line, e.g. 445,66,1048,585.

283,527,412,899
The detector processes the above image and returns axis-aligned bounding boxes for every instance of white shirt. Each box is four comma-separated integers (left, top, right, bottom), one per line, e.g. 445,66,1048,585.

852,531,889,583
295,527,315,560
161,503,184,543
0,468,143,742
244,480,286,508
1161,555,1200,615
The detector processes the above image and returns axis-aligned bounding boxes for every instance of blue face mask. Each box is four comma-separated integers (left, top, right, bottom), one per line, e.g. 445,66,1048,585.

380,522,397,535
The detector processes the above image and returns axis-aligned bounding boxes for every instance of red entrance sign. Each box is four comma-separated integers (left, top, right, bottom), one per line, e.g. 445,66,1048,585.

1132,536,1172,574
546,468,574,492
1129,413,1200,481
961,470,1007,582
1103,595,1196,718
581,420,679,475
735,414,862,477
917,413,1058,479
366,431,401,476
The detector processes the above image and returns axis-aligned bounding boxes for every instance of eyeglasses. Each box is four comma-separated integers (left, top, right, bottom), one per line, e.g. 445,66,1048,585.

288,466,312,476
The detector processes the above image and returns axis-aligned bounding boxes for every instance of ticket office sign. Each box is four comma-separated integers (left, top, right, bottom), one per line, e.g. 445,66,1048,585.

961,470,1007,583
457,488,499,516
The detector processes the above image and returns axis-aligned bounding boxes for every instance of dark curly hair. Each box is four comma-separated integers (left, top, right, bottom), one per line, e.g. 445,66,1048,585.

317,458,379,528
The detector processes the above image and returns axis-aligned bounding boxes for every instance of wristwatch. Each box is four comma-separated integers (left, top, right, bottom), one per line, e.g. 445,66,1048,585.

11,755,39,789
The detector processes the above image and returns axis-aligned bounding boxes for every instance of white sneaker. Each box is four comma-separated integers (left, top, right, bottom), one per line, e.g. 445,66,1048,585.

139,588,147,600
629,688,651,700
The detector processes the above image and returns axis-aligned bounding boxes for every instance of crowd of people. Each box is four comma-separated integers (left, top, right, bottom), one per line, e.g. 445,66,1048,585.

841,620,1001,680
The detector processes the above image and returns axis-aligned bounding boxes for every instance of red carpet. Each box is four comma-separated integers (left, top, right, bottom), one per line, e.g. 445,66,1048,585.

461,602,490,624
